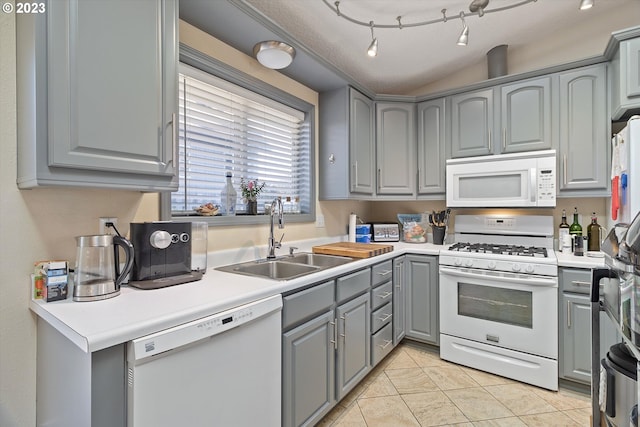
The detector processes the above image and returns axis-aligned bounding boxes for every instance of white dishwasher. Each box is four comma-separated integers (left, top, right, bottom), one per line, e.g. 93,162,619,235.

126,294,282,427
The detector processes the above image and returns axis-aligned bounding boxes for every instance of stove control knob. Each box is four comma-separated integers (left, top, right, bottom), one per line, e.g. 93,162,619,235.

511,264,521,272
488,261,497,270
454,258,463,266
464,259,474,267
150,230,172,249
525,265,535,273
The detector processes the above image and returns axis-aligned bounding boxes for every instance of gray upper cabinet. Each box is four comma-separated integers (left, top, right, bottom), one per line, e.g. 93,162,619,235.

611,36,640,120
417,98,446,195
557,64,608,194
500,77,552,153
450,89,494,158
319,87,375,199
16,0,178,190
375,102,416,196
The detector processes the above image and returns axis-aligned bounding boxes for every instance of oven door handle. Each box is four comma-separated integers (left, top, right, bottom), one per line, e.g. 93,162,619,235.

439,267,557,287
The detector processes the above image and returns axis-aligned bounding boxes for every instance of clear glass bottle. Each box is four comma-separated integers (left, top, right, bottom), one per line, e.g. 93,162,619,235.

587,212,601,252
220,172,237,216
558,209,570,251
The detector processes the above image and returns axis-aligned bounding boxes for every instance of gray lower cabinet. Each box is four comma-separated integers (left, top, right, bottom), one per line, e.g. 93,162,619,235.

417,98,446,196
282,269,371,427
393,256,407,345
319,87,375,199
16,0,178,191
559,267,620,384
375,102,416,196
404,254,439,345
557,64,608,195
611,35,640,120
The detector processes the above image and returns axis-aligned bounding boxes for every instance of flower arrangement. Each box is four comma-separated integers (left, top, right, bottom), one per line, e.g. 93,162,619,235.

240,178,266,202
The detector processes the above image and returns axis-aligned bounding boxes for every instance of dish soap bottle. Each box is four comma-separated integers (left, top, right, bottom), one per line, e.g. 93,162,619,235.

220,172,237,216
559,209,571,253
587,212,602,252
569,207,582,251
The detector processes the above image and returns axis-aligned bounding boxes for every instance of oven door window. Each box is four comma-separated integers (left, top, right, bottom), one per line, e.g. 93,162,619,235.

458,282,533,329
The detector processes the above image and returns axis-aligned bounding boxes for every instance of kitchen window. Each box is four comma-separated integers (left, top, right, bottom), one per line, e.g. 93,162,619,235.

161,50,315,225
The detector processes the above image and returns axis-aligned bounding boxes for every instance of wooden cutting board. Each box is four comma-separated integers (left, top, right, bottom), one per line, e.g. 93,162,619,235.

312,242,394,258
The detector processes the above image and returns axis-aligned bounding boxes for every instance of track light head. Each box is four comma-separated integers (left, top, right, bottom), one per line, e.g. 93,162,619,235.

457,12,469,46
579,0,594,10
367,21,378,57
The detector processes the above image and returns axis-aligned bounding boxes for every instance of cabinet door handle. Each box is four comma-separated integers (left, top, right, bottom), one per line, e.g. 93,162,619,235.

571,280,591,287
378,339,393,350
377,313,392,322
377,291,392,300
351,162,358,189
567,301,572,328
164,113,177,167
563,155,568,186
377,270,392,277
330,320,337,350
396,262,402,289
340,314,346,340
488,128,492,151
377,168,381,192
502,128,507,151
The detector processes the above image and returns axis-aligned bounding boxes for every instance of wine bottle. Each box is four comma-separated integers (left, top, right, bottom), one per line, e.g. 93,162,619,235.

569,207,582,251
587,212,602,252
559,209,570,253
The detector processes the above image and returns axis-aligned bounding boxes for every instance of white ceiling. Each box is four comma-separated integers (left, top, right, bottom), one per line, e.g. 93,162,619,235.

180,0,640,95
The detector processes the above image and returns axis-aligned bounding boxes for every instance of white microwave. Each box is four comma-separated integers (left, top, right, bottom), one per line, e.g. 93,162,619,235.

446,150,556,208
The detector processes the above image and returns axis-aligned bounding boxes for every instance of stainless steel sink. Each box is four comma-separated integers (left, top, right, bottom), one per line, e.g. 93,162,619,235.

215,252,354,280
285,253,355,268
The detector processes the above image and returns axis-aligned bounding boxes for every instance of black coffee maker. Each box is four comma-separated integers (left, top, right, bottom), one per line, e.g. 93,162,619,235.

128,222,203,289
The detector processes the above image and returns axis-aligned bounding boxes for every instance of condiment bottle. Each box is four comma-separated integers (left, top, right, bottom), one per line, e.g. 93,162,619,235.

587,212,602,252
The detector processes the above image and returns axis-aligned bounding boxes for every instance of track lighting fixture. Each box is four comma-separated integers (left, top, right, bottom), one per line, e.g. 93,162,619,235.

367,21,378,57
457,12,469,46
579,0,594,10
323,0,542,57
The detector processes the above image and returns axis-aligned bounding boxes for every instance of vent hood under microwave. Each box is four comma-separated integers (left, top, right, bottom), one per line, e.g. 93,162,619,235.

446,150,556,208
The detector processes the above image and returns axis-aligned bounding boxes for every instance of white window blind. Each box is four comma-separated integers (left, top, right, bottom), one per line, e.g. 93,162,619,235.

172,64,311,217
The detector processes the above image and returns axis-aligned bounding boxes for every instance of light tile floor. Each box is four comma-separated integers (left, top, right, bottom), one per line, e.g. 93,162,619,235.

317,342,592,427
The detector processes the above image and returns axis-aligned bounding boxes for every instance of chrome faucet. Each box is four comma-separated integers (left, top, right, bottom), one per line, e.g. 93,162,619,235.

267,196,285,259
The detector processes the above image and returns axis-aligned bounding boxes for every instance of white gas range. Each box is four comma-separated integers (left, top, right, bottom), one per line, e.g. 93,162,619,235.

439,215,559,391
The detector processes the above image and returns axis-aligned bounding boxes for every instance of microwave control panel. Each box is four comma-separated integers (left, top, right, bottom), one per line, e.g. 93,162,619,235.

537,167,556,204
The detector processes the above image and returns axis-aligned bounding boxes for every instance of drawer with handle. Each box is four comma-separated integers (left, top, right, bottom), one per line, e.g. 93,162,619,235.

371,322,394,366
371,281,393,310
371,301,392,333
371,260,393,287
560,268,595,295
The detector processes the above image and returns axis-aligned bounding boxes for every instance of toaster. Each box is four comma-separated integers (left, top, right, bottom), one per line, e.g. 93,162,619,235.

129,222,203,289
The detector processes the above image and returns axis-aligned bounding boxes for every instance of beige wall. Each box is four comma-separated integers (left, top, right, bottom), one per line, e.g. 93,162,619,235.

0,7,632,427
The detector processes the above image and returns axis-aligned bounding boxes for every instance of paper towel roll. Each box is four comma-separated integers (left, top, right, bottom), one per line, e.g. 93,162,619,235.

348,213,357,243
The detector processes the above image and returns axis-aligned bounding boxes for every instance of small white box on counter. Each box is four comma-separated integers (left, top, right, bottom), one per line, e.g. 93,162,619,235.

33,260,68,302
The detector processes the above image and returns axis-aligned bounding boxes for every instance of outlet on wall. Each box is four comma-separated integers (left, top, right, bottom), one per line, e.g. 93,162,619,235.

99,217,118,235
315,214,325,228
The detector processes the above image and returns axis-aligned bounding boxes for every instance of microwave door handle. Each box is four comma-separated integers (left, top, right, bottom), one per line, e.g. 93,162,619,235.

530,168,536,203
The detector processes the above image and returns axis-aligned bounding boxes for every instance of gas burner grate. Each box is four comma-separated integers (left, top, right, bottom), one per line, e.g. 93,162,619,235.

448,242,548,258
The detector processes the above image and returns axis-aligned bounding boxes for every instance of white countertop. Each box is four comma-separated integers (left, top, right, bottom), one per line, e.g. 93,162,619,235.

31,237,606,354
556,251,606,269
31,238,441,353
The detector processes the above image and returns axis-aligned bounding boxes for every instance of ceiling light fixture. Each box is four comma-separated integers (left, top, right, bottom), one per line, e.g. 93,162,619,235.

579,0,594,10
253,41,296,69
324,0,540,56
457,12,469,46
367,21,378,57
